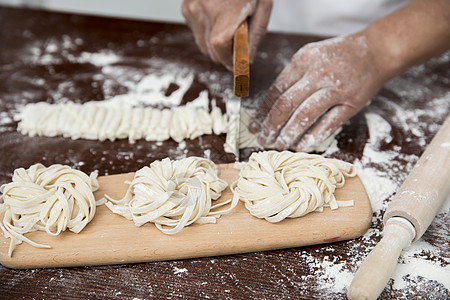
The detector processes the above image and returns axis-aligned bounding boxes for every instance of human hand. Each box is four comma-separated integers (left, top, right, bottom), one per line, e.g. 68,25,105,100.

181,0,273,70
248,33,390,152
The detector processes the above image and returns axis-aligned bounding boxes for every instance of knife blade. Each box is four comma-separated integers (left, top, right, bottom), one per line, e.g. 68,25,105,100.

225,21,250,159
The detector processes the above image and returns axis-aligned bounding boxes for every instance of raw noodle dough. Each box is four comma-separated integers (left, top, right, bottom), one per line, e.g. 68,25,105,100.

232,151,356,222
18,102,229,144
105,157,238,234
17,101,338,156
0,163,100,257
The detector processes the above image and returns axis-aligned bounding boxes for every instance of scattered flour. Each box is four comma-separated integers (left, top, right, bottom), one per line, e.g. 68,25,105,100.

393,241,450,290
351,112,402,215
22,33,236,113
79,51,121,67
363,113,393,163
355,164,398,214
173,267,188,275
314,256,355,293
101,72,197,109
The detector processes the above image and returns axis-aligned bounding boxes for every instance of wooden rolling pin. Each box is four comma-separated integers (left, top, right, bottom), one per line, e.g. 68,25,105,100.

348,114,450,300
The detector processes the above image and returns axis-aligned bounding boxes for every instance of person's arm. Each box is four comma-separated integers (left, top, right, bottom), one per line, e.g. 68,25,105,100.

181,0,273,70
249,0,450,152
367,0,450,79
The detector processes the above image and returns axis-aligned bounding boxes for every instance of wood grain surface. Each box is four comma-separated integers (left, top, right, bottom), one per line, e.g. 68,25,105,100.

1,164,371,269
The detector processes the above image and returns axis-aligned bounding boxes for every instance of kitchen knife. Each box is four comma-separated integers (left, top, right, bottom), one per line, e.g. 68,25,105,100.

225,21,250,157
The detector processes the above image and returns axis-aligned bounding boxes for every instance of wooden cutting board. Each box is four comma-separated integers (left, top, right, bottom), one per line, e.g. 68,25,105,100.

0,163,372,269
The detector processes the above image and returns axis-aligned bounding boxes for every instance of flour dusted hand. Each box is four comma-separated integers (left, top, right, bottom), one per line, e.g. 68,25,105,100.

249,0,450,152
232,151,356,222
249,34,387,152
105,157,238,234
0,164,99,257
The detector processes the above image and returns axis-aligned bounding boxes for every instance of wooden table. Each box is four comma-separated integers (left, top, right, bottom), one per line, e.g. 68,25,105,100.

0,6,449,299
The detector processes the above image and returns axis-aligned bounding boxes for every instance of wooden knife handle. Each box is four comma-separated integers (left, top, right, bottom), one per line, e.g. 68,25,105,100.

234,21,249,98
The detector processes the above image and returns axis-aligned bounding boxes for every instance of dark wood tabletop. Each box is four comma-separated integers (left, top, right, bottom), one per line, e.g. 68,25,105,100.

0,6,449,299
